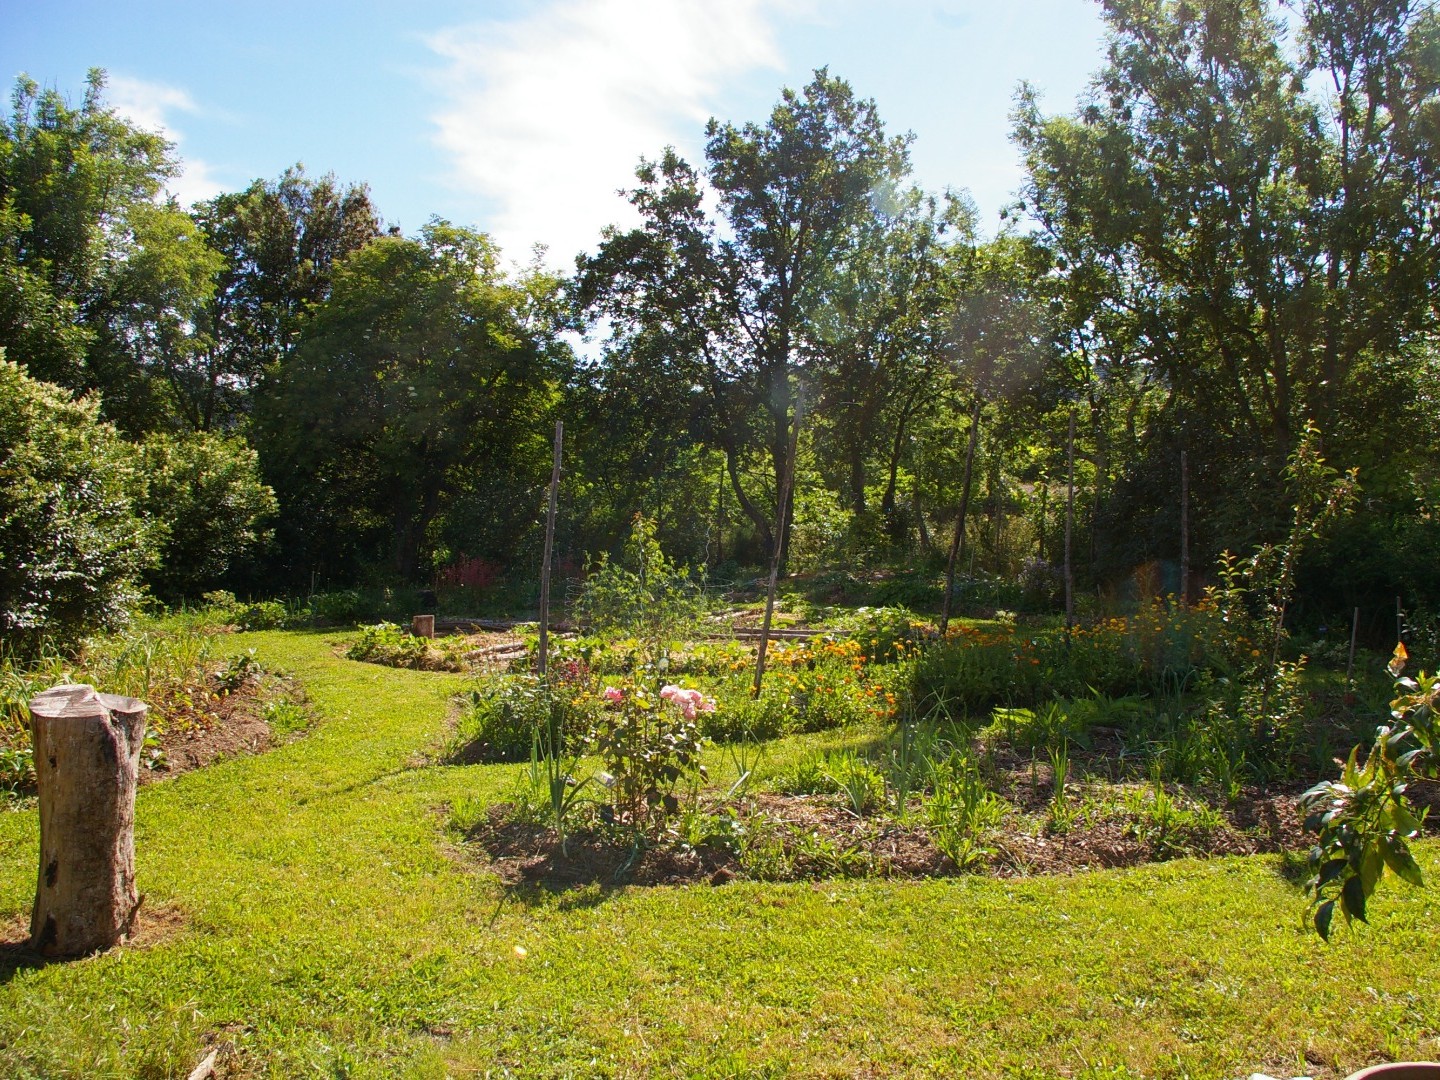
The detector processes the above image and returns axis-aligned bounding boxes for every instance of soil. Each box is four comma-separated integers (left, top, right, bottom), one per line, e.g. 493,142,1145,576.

463,770,1304,893
136,671,306,785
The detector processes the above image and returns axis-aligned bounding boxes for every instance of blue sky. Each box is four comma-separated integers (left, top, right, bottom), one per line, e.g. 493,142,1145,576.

3,1,1108,268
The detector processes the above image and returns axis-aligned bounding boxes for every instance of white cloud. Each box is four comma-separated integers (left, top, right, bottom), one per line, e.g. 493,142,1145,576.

105,74,225,206
426,0,793,267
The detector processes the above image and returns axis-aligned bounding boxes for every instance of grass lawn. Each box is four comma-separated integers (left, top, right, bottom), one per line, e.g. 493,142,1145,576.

0,629,1435,1079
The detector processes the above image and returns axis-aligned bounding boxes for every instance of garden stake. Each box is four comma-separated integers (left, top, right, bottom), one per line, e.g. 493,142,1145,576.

753,390,805,698
537,420,563,679
1180,448,1189,607
939,397,982,637
1064,409,1076,637
1347,606,1359,682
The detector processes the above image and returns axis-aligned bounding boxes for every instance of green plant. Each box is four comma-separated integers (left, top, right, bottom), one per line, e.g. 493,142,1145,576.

724,733,766,801
575,515,706,659
1300,644,1437,939
134,430,276,602
923,749,1006,870
531,718,591,857
825,751,885,817
590,682,708,834
451,675,565,763
1046,740,1075,833
0,360,154,656
780,750,832,795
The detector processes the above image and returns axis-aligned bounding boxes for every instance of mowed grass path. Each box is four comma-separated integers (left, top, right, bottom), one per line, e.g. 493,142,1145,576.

0,630,1435,1079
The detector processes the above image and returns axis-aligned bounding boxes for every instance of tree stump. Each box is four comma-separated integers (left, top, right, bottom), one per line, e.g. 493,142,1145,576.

27,684,147,957
411,614,435,639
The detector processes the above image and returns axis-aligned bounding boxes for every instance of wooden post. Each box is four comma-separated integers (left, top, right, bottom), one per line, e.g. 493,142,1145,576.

1179,449,1189,608
1346,606,1360,683
411,614,435,639
754,393,805,699
1064,410,1076,634
939,398,982,637
28,684,147,957
537,421,564,679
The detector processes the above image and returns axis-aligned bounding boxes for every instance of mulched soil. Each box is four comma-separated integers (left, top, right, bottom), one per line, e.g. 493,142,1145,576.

464,769,1305,892
136,671,304,785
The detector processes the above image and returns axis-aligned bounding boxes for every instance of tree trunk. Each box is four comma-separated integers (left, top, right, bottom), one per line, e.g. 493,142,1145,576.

28,684,147,957
939,399,982,637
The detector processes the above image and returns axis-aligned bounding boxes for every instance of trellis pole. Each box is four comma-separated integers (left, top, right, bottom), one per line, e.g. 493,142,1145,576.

753,392,806,699
537,420,563,678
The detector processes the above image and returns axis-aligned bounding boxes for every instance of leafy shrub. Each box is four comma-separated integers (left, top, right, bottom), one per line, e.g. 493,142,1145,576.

575,515,705,649
450,675,590,763
307,590,367,626
135,431,276,602
703,691,787,743
346,622,464,671
590,681,708,833
0,360,152,655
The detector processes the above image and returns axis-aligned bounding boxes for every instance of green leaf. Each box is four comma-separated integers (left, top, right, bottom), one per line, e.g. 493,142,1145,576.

1379,834,1426,887
1314,899,1335,941
1360,846,1384,894
1341,875,1368,923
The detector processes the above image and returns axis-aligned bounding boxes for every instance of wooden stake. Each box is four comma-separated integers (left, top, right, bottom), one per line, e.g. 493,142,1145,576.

1064,409,1076,634
1179,448,1189,608
1346,606,1359,682
754,393,805,699
939,398,982,637
537,420,563,679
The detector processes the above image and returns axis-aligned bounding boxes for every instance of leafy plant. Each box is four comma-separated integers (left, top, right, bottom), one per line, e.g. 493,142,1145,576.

924,750,1006,871
1046,740,1075,833
825,751,885,817
590,682,709,834
1300,643,1436,939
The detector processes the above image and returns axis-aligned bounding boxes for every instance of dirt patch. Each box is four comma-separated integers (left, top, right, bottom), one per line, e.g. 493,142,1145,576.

462,774,1298,892
468,806,739,888
138,673,308,785
0,898,188,974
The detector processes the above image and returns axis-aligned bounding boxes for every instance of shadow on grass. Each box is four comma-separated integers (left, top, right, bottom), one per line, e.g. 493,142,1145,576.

0,939,60,986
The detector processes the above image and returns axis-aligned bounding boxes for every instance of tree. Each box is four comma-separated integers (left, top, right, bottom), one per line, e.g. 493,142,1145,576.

134,431,277,601
1013,0,1440,587
0,70,175,400
189,166,381,431
578,71,913,567
0,357,151,655
258,222,567,584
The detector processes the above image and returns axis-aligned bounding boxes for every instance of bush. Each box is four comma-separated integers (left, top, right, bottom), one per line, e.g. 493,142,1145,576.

450,676,593,764
0,360,152,655
135,431,276,602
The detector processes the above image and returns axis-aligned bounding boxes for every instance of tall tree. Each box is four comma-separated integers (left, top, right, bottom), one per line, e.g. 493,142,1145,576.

258,222,568,583
578,71,912,565
1014,0,1440,576
0,70,175,399
190,166,382,431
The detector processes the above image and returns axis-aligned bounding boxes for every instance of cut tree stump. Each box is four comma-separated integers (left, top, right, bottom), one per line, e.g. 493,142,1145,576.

411,614,435,639
27,684,147,957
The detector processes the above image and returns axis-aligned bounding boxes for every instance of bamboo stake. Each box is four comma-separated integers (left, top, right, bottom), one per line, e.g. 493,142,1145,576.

1179,448,1189,608
753,393,805,699
1346,606,1359,683
537,420,563,678
939,398,982,637
1064,409,1076,635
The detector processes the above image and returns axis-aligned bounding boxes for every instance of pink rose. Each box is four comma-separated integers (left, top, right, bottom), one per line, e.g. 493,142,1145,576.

603,686,623,704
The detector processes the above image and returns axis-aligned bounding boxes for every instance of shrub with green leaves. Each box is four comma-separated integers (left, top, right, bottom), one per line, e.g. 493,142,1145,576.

575,515,705,654
0,359,153,655
135,431,276,602
450,675,589,764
